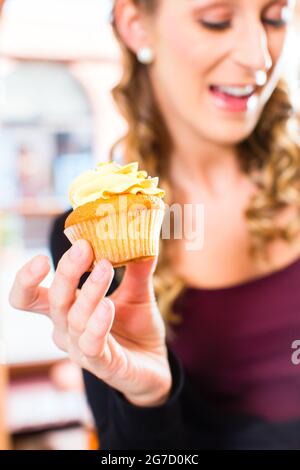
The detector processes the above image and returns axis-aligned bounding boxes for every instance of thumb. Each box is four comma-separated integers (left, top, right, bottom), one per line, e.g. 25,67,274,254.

116,256,158,303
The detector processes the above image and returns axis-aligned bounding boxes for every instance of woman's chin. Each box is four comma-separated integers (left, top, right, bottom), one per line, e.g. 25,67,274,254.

200,125,257,147
194,98,261,145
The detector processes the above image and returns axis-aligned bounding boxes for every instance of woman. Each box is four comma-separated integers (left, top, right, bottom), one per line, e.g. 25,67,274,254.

9,0,300,449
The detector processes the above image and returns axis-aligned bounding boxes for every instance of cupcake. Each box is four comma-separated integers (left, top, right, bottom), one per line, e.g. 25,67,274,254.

64,161,165,268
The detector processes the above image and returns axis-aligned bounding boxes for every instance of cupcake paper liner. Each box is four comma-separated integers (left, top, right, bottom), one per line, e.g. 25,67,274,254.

64,207,164,268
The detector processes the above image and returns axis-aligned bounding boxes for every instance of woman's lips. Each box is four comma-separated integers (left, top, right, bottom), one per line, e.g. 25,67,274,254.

209,85,257,113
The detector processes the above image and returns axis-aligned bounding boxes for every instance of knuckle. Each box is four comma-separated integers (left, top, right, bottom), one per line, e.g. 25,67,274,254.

8,291,22,310
48,289,70,313
78,334,93,355
15,269,29,291
87,327,104,343
72,294,88,316
56,250,79,280
57,261,73,281
81,336,106,360
103,297,115,313
68,311,85,335
100,355,125,382
81,345,99,359
50,298,69,314
47,287,56,305
52,328,67,352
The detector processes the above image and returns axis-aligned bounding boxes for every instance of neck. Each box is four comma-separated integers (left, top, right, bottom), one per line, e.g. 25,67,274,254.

170,133,242,197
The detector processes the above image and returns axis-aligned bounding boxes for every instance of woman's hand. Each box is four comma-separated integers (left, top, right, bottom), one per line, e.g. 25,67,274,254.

9,240,172,407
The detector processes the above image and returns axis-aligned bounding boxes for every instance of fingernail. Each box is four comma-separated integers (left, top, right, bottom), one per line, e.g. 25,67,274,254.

90,260,110,283
69,241,84,261
30,257,48,275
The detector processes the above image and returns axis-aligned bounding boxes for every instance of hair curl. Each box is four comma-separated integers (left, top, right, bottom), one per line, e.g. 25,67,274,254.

110,0,300,331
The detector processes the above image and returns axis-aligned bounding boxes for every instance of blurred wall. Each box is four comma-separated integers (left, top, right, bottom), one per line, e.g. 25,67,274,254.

0,0,126,161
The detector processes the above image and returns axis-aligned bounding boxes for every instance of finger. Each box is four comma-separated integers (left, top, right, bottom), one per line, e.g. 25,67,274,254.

52,325,68,353
9,255,51,315
78,298,115,358
49,239,93,330
114,256,157,303
68,259,114,337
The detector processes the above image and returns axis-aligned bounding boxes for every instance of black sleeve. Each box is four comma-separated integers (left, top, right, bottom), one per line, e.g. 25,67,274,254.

49,212,300,450
82,344,186,450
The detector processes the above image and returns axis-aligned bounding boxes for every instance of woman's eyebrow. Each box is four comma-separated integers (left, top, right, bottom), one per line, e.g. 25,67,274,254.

186,0,234,4
186,0,235,10
186,0,287,6
186,0,291,15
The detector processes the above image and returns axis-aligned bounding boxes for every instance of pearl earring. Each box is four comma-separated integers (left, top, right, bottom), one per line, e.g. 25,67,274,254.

137,47,154,65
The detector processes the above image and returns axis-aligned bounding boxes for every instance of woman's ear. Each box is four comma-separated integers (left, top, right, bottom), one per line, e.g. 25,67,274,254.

114,0,152,54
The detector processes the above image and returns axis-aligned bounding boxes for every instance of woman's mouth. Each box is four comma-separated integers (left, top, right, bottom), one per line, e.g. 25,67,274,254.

209,84,258,112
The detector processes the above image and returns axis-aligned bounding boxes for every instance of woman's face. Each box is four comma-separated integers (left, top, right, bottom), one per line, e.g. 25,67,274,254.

147,0,296,146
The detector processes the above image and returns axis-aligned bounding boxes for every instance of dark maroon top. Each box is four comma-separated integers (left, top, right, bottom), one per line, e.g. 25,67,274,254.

170,257,300,422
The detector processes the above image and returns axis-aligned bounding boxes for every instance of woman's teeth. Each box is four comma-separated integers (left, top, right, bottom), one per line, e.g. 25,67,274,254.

211,85,256,98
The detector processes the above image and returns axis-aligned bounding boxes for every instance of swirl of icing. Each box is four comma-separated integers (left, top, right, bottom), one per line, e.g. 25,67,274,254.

68,161,165,209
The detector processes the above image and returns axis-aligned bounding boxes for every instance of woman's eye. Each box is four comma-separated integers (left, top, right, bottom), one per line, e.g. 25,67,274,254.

200,20,231,31
263,5,290,28
262,18,287,28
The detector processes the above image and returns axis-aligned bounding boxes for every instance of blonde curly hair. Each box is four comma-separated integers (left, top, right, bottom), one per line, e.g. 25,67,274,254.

110,0,300,329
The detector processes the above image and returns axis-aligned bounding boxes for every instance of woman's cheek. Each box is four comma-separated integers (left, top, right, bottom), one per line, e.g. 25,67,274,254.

268,29,289,64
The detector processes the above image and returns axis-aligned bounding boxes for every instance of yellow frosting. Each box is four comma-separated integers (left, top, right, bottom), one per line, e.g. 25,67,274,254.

68,161,165,209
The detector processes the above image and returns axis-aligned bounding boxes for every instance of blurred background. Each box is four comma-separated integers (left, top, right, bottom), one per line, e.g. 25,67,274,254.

0,0,126,450
0,0,300,451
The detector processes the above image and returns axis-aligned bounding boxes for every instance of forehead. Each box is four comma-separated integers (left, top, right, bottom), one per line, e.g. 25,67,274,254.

153,0,295,21
183,0,293,6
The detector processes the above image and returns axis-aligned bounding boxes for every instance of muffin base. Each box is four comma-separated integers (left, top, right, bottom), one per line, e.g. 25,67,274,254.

64,195,164,268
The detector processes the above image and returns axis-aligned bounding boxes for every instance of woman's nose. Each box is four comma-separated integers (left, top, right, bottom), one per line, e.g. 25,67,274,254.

232,22,273,74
